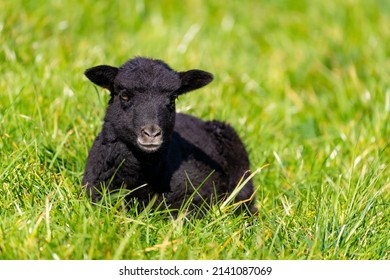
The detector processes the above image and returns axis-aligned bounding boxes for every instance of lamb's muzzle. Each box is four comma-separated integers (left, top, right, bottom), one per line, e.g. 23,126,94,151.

137,124,163,152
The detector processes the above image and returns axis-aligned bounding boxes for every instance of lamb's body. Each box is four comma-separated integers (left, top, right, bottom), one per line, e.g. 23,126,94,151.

82,57,256,215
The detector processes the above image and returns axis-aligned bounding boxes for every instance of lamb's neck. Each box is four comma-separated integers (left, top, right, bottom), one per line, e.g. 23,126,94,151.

135,150,171,193
135,149,165,170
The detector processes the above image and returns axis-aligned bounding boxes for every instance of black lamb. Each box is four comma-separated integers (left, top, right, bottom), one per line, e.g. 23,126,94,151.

82,57,256,215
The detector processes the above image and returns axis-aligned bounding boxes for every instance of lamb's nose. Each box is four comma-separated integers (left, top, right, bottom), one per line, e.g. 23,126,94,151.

141,125,162,140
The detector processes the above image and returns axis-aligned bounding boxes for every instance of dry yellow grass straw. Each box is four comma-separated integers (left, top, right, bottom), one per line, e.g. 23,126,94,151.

219,164,269,213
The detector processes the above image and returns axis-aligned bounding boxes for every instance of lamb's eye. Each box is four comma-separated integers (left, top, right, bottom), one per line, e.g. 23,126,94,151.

119,92,131,102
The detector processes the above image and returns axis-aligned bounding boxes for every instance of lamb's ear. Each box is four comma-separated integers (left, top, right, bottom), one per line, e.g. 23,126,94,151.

178,70,213,94
84,65,118,90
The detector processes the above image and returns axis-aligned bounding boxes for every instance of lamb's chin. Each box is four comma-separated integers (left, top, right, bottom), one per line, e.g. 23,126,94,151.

137,141,162,153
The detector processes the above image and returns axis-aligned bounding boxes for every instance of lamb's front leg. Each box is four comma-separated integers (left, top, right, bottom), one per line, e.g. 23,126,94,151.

82,138,124,202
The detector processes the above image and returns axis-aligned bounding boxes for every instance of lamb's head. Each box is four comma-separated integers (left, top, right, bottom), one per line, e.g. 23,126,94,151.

85,57,213,153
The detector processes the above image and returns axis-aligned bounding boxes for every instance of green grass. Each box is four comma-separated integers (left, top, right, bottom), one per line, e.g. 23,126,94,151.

0,0,389,260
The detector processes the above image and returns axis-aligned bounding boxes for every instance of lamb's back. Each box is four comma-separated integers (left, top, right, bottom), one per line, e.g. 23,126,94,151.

165,113,253,208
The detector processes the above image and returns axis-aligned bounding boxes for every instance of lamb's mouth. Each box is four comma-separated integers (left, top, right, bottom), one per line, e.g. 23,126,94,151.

137,140,162,153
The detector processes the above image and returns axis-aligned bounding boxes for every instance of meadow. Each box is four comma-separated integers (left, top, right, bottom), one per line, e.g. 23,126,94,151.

0,0,389,259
